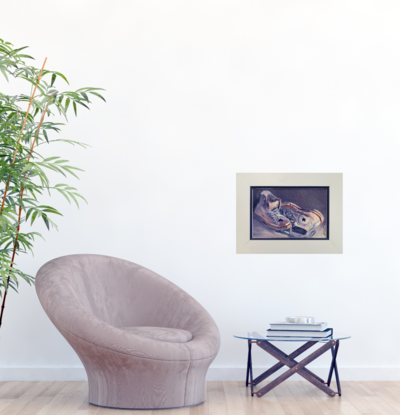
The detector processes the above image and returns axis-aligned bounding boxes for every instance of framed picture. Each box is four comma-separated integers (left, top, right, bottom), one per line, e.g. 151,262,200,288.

236,173,343,254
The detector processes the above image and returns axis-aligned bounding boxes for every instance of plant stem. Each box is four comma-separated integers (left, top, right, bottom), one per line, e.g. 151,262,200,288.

0,97,51,329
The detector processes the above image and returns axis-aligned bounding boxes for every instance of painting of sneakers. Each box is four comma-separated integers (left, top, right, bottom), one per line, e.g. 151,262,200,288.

251,187,328,239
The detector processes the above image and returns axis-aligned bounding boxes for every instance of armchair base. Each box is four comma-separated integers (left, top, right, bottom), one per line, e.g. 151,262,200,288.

90,401,204,410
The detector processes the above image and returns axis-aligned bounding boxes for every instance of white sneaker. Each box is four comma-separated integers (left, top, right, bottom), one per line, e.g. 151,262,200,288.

253,191,292,233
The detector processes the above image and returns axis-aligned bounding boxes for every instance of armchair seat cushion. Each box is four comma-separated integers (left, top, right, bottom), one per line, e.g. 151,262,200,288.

120,326,193,343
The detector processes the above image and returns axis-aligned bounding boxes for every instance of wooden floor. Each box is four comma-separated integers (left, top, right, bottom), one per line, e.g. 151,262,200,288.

0,381,399,415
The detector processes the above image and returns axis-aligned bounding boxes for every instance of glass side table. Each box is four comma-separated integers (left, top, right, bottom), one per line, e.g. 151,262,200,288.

234,331,351,398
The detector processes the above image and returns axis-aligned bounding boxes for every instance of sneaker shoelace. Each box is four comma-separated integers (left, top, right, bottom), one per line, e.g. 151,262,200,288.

268,208,288,224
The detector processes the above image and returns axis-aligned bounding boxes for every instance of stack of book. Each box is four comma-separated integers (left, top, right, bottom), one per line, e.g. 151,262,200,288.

267,321,332,340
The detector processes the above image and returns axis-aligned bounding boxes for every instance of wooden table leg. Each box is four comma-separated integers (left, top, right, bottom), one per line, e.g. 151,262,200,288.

249,341,254,396
255,340,337,398
256,340,326,384
245,340,257,396
327,340,341,396
246,340,251,387
252,341,318,386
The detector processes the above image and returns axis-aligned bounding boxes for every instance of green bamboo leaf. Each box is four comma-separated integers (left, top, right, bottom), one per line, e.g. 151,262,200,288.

52,71,69,84
89,91,106,102
42,214,50,230
18,54,34,60
75,100,90,110
8,283,18,293
69,192,79,208
73,193,88,204
12,46,29,53
1,271,8,289
30,210,38,225
0,67,9,82
57,189,71,203
9,273,18,284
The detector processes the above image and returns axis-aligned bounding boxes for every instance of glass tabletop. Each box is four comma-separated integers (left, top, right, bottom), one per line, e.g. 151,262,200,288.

234,331,351,342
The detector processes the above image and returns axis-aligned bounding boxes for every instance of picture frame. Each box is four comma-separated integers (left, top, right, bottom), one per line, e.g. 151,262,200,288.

236,173,343,254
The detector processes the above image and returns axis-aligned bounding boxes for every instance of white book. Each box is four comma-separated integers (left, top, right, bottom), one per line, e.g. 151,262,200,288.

266,336,331,341
269,322,328,331
267,328,332,338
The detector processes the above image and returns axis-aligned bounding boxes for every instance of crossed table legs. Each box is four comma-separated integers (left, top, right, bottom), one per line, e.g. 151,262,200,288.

246,339,341,398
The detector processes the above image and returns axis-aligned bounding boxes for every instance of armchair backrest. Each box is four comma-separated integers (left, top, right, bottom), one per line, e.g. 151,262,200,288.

36,254,215,336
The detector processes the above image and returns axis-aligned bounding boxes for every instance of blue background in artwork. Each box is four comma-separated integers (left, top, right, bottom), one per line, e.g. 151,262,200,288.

252,187,328,225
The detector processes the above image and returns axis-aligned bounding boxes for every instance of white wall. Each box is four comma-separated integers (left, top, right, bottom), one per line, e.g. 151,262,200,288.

1,0,400,381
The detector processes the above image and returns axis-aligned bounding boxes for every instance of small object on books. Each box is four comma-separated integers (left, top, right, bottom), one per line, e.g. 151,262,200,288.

270,322,328,331
285,316,315,324
267,328,333,338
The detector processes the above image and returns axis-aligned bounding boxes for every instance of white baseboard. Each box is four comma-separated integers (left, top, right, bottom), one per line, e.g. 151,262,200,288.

0,368,88,381
1,367,399,381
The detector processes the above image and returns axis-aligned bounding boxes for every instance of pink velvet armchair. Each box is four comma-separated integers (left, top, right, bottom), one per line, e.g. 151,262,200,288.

36,254,220,410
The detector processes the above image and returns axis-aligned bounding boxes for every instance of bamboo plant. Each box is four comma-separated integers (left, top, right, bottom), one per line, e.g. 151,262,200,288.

0,39,105,327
